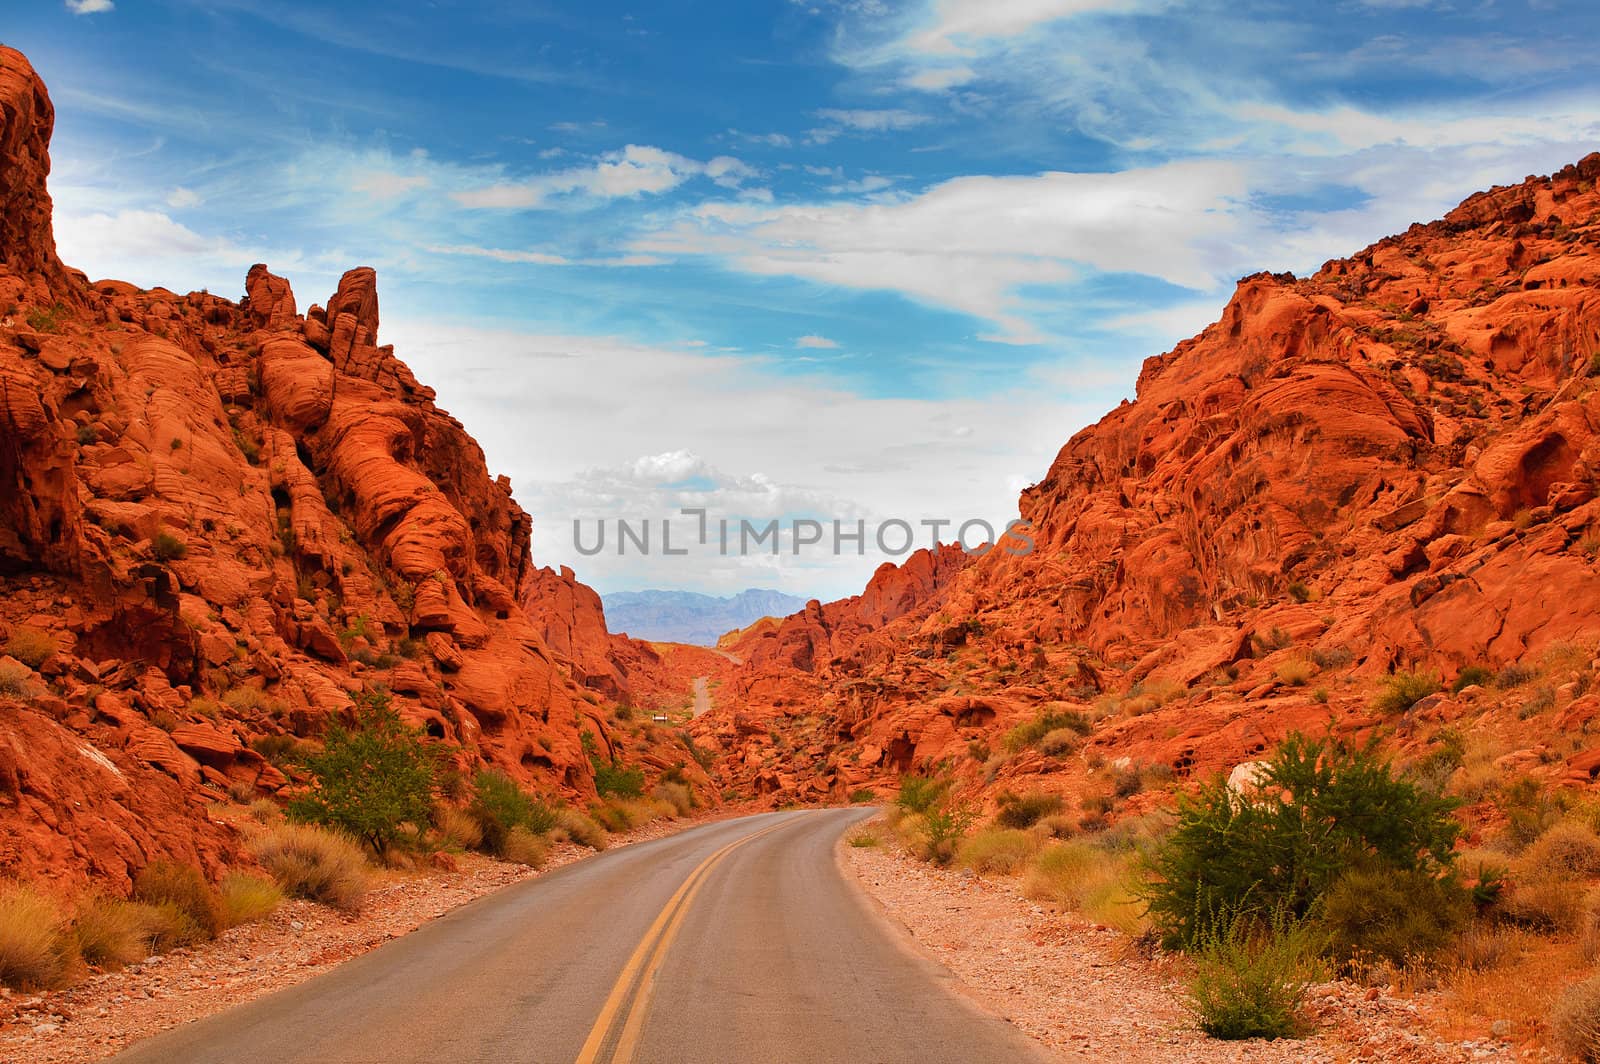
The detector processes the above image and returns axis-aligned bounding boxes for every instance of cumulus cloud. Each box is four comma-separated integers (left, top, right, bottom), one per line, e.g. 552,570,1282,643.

66,0,114,13
381,318,1111,596
635,159,1249,344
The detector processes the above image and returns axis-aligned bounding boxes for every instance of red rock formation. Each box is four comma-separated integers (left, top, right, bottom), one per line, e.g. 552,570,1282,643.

0,48,706,888
703,155,1600,809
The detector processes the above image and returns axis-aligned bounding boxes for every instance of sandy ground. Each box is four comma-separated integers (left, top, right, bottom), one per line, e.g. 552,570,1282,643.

840,824,1527,1064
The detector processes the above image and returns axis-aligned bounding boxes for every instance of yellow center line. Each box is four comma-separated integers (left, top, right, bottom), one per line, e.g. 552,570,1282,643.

573,818,792,1064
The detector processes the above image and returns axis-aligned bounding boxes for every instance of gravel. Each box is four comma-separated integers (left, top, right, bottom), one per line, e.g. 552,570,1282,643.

840,827,1526,1064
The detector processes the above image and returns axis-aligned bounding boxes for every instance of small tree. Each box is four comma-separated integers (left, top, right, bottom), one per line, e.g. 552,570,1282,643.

1145,732,1461,948
289,690,437,855
468,769,558,856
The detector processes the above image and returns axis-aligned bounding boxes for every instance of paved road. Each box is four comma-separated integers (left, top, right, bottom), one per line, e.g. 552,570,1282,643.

691,676,711,717
111,809,1054,1064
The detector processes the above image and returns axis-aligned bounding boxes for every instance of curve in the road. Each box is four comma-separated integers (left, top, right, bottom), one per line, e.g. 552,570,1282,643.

110,809,1055,1064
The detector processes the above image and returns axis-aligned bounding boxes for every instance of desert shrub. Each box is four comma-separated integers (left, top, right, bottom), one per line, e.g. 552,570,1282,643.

249,822,369,910
652,781,694,816
467,770,557,857
1035,814,1078,839
71,895,153,970
846,828,880,848
582,730,646,798
289,690,437,855
895,774,950,816
1317,865,1468,969
1452,665,1495,693
132,860,223,941
915,798,977,866
502,826,550,868
848,788,877,804
591,798,673,833
0,660,35,698
1186,914,1323,1041
432,805,483,850
1024,840,1146,932
1145,733,1461,949
1498,776,1566,851
219,872,282,927
3,625,57,668
1036,728,1081,757
1524,821,1600,878
1552,973,1600,1063
555,808,607,850
151,531,188,562
1275,657,1314,687
958,827,1039,875
1372,670,1440,714
25,302,67,333
0,885,74,989
996,791,1065,829
250,733,303,767
1501,872,1585,932
1001,707,1093,753
1495,662,1539,689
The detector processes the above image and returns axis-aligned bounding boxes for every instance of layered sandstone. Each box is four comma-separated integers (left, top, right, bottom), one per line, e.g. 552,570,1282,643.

698,155,1600,807
0,47,704,887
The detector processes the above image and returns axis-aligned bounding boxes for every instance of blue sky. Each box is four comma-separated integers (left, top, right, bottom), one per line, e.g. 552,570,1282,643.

10,0,1600,598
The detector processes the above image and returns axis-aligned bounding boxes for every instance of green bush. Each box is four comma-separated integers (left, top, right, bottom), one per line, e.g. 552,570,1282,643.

895,774,949,815
1372,670,1441,714
151,531,189,562
919,799,977,866
848,788,877,804
1317,865,1468,969
1451,666,1494,693
288,690,437,855
1186,913,1323,1041
1001,707,1093,754
468,769,557,857
1145,733,1461,949
582,730,645,798
995,791,1064,829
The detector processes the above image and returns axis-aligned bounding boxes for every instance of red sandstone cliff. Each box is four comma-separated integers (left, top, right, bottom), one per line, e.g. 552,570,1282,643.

0,47,702,887
698,155,1600,807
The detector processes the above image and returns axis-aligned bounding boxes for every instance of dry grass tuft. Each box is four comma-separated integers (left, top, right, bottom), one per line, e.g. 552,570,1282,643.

3,625,58,669
71,894,153,970
0,885,74,989
133,860,223,941
433,805,484,850
555,808,608,850
1023,840,1147,934
957,827,1040,875
651,781,694,817
1552,973,1600,1062
1524,821,1600,878
219,872,283,927
502,826,550,868
0,660,35,698
249,822,370,911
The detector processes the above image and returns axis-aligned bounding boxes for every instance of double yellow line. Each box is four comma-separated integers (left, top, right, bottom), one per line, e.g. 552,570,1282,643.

573,819,789,1064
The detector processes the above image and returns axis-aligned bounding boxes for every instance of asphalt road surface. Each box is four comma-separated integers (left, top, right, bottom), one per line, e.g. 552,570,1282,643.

111,809,1054,1064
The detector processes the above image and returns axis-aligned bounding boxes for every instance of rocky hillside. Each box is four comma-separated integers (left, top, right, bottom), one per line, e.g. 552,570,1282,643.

0,47,703,888
696,154,1600,808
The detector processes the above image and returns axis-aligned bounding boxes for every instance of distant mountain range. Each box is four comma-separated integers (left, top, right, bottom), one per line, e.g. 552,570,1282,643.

601,588,809,646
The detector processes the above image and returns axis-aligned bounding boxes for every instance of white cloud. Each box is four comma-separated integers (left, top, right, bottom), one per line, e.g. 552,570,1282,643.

635,159,1250,343
903,65,977,91
814,108,932,132
353,171,432,199
165,187,201,209
425,243,570,266
795,334,840,349
453,145,752,209
383,318,1114,596
900,0,1149,56
66,0,114,13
